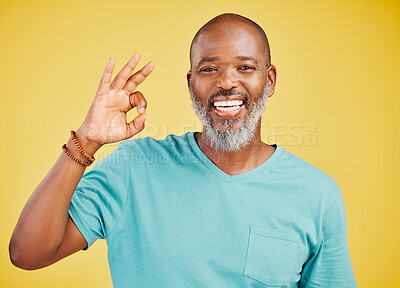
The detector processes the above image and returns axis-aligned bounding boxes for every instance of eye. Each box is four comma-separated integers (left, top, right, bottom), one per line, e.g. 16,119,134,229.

200,67,217,72
238,65,255,71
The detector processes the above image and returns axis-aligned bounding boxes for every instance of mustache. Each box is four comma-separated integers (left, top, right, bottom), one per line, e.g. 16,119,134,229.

207,89,250,109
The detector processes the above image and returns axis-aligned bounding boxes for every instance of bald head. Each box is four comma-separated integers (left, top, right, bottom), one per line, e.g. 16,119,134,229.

190,13,271,67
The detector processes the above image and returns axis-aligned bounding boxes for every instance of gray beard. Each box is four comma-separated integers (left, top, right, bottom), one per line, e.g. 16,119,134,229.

189,83,269,152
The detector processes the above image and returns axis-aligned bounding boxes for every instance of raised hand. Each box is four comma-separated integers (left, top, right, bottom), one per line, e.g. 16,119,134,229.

77,53,154,150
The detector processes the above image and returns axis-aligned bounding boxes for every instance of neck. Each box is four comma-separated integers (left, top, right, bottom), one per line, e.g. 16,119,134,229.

194,126,276,176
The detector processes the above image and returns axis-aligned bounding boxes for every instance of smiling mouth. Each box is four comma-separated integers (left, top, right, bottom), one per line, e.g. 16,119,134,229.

213,100,244,112
211,99,245,119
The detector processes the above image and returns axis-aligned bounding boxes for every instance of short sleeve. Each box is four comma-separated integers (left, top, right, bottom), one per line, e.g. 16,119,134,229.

300,192,357,287
68,144,130,250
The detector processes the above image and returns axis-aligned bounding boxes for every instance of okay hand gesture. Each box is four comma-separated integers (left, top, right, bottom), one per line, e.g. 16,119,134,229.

77,54,154,149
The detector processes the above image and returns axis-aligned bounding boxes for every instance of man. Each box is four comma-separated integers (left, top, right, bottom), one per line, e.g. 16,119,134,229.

9,13,357,287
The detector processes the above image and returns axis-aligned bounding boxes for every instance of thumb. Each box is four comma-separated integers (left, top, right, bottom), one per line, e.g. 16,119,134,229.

126,113,146,139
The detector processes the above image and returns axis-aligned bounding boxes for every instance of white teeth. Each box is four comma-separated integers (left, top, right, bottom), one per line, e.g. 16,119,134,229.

215,106,241,112
213,100,243,107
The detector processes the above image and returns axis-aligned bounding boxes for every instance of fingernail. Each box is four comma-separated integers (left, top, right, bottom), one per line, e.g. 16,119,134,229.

138,107,145,114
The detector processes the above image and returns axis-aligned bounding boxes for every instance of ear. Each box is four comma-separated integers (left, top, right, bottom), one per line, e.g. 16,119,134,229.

266,65,277,98
187,70,192,88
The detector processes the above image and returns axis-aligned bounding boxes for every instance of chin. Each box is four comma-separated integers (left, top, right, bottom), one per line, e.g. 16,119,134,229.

211,115,246,132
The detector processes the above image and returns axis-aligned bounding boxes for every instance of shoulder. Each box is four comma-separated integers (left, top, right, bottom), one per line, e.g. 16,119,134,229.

277,147,341,211
116,133,193,161
119,133,190,150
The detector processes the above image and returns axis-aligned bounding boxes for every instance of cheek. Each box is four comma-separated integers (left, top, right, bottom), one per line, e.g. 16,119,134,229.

191,79,214,101
244,77,267,97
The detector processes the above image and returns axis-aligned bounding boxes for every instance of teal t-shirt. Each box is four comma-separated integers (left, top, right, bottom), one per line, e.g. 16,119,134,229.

68,132,356,287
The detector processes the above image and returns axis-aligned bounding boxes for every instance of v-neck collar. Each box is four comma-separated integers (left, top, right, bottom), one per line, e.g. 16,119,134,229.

186,132,283,183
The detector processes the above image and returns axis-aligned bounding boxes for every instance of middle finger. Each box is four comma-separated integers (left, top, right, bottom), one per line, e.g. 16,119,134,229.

110,53,140,91
123,61,155,94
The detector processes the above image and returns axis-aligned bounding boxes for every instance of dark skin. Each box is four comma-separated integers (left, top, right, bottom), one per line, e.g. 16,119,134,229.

187,18,277,176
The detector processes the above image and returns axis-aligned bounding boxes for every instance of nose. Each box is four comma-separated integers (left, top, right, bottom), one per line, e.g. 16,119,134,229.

216,69,239,91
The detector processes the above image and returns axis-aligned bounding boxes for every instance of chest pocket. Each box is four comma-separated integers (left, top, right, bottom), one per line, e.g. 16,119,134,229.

244,227,298,287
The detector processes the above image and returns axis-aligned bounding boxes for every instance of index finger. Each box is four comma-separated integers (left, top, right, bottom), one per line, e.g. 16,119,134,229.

123,61,155,94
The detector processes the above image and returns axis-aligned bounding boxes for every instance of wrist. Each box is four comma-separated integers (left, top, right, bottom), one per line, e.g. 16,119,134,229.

74,127,102,156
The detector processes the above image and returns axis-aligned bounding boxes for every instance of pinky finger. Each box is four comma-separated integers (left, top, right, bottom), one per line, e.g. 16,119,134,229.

126,113,147,139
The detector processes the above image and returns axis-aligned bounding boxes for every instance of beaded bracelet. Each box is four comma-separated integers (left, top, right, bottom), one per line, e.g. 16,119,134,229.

70,130,96,163
62,144,93,166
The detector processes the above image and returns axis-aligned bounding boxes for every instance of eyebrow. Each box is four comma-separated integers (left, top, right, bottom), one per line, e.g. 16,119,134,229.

197,56,220,66
236,56,259,64
197,56,259,67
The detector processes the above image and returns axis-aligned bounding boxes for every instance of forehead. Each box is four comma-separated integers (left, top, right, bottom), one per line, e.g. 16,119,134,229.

191,23,267,66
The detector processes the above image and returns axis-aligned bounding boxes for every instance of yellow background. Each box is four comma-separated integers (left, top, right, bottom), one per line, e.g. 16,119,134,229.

1,0,399,287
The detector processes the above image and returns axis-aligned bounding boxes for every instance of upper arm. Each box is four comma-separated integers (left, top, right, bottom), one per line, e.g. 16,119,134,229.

12,215,88,270
300,194,357,287
47,215,88,266
49,145,130,265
